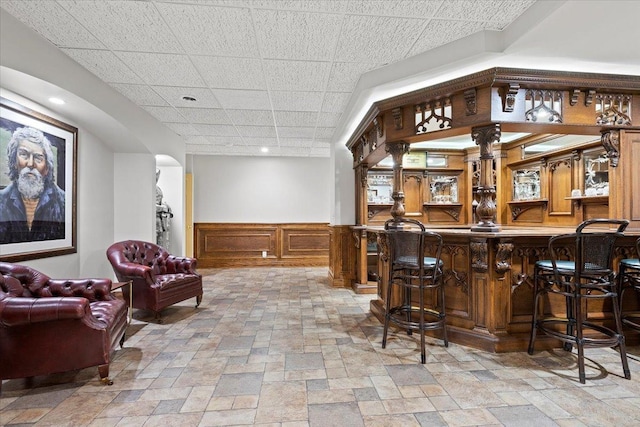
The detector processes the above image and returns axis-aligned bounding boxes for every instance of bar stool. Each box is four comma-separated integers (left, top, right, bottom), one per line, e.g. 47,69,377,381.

381,218,447,364
619,237,640,331
528,218,630,383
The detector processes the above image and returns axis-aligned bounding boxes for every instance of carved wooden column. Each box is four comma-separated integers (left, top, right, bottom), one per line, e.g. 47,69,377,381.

471,124,501,232
386,142,410,219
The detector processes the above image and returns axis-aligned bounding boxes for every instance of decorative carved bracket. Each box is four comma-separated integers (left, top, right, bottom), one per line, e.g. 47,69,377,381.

570,89,580,106
502,83,520,112
373,116,383,138
495,241,514,273
601,129,620,167
392,107,403,130
470,239,488,272
464,88,477,115
585,89,596,106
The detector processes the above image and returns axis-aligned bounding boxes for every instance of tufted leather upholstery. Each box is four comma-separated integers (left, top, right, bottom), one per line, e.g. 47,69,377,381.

0,262,128,392
106,240,203,321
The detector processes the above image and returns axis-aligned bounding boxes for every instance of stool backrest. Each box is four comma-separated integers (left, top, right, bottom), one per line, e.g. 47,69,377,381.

383,218,443,276
549,218,628,281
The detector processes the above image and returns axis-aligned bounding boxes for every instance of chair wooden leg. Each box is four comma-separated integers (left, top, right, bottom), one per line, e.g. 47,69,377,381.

611,292,631,379
419,283,425,364
382,275,394,349
440,279,448,347
98,364,113,385
528,269,541,355
196,294,203,308
575,290,585,384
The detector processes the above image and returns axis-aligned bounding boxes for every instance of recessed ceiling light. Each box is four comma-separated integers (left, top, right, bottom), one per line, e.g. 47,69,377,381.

261,147,269,153
182,96,197,102
49,97,65,105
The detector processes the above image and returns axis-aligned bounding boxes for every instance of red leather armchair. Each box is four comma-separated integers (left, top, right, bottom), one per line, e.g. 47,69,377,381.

106,240,203,321
0,262,128,392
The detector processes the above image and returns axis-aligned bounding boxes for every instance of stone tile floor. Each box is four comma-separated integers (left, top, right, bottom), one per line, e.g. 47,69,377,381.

2,267,640,426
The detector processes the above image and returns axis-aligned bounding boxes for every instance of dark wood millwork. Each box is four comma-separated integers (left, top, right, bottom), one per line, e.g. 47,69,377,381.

387,142,410,219
195,223,329,268
368,227,640,352
471,124,501,232
344,68,640,351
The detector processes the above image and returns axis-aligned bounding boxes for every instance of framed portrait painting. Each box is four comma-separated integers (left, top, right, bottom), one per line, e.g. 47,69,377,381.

0,97,77,261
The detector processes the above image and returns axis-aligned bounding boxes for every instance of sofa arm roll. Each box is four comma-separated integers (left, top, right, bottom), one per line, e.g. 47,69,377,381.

166,255,198,274
112,262,154,281
0,296,90,327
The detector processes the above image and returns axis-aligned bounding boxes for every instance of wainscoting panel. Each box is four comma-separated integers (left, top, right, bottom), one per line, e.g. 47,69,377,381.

195,223,330,268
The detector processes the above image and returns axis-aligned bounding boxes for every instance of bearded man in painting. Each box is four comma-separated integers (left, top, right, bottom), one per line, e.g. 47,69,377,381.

0,126,65,243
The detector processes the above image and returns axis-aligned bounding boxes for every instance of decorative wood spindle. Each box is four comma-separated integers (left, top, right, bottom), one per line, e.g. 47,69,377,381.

387,142,410,220
471,124,501,232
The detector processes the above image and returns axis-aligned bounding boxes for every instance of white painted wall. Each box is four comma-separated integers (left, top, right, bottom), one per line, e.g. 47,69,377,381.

113,153,156,244
193,156,330,223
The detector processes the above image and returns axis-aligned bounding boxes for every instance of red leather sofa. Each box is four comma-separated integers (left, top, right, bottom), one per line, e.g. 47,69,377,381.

106,240,203,321
0,262,128,392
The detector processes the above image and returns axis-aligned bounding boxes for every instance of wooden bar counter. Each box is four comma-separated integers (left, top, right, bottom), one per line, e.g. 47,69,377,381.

364,225,640,353
327,68,640,353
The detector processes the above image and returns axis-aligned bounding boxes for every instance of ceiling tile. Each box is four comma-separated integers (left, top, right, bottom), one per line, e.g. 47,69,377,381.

115,52,205,86
226,110,275,126
435,0,534,25
1,0,540,159
59,0,182,53
212,89,271,110
237,126,277,138
2,1,104,48
334,15,426,63
165,122,200,136
192,56,266,90
249,1,348,13
326,62,382,92
322,93,351,113
110,84,168,106
408,20,486,56
264,59,331,91
192,136,244,146
274,111,318,127
192,124,240,137
270,91,323,112
151,86,221,109
61,49,143,84
317,112,342,128
142,106,186,123
243,137,279,146
184,136,211,145
280,139,314,148
254,10,343,60
278,126,315,139
314,127,335,139
175,108,231,125
157,3,258,56
343,0,443,18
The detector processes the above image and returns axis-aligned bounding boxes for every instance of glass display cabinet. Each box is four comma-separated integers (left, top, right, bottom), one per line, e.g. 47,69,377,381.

512,168,541,201
584,152,609,196
367,172,393,204
428,174,458,204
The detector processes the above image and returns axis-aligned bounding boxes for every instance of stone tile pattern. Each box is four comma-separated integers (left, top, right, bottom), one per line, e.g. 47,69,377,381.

2,267,640,426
